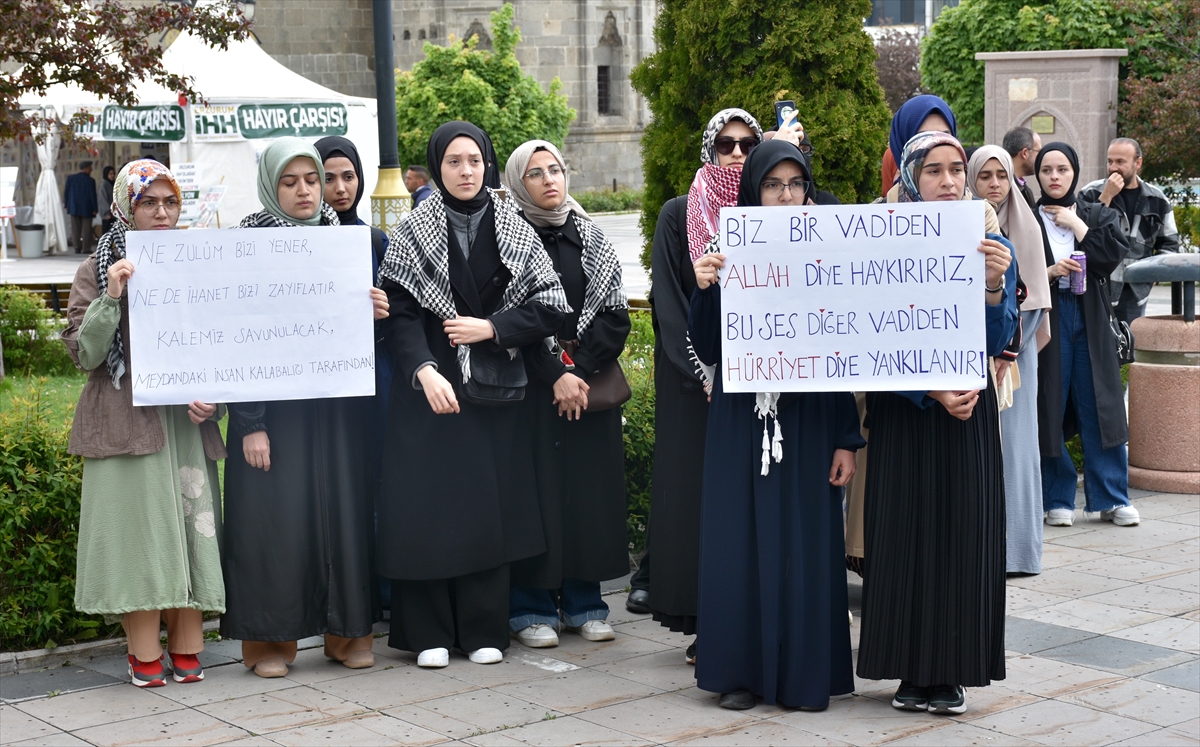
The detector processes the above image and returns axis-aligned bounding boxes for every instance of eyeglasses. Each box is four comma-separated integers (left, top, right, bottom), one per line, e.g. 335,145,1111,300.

135,198,182,215
523,165,565,181
760,179,811,198
714,137,759,156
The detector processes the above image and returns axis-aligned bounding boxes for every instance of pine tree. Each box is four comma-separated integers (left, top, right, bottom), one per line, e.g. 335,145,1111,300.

631,0,891,268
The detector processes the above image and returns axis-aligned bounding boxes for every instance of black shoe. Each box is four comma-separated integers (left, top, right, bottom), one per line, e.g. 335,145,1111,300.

891,680,929,711
625,589,650,614
717,689,755,710
927,684,966,714
685,640,697,665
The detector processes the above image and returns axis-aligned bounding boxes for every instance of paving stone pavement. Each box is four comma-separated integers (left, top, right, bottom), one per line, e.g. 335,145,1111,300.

1,488,1196,746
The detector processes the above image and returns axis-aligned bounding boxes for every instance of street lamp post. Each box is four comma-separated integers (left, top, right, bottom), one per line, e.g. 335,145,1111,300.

370,0,410,232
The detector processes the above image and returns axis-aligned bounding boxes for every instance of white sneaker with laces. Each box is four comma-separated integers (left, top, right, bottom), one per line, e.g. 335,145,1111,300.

1101,505,1140,526
468,647,503,664
1045,508,1074,527
513,624,559,648
417,648,449,668
568,620,616,642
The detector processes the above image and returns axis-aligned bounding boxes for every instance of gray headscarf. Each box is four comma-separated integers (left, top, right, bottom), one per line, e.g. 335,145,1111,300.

700,108,763,165
503,140,591,228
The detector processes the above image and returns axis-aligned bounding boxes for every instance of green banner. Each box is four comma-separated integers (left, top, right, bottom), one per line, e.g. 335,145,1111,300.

100,105,186,142
236,103,348,139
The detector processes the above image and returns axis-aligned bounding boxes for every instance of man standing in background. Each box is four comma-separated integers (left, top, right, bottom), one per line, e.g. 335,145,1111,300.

1003,127,1042,211
1079,137,1180,329
404,165,432,208
63,161,97,254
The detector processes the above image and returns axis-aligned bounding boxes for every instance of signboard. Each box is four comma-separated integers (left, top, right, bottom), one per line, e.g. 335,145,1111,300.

717,201,989,393
100,105,186,142
173,162,202,227
193,102,349,141
190,185,227,229
125,225,376,406
0,167,17,219
192,104,241,142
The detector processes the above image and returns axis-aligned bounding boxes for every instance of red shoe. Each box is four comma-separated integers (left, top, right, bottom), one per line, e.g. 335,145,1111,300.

127,654,168,687
168,652,204,683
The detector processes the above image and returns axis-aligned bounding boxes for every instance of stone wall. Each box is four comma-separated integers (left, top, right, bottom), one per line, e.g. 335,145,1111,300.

252,0,378,99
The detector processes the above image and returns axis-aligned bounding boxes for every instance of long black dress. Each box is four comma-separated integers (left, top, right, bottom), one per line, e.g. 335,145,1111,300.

647,196,709,635
689,283,865,708
857,243,1020,689
512,215,631,588
377,201,563,653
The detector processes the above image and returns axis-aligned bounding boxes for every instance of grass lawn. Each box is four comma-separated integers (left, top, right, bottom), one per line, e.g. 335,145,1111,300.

0,372,86,423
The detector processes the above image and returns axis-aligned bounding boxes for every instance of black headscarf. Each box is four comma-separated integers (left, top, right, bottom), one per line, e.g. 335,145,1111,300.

737,139,813,208
426,121,500,214
1034,141,1080,209
315,136,365,226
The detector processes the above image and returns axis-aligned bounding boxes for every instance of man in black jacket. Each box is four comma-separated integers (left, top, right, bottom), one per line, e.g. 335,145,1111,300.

1078,137,1181,328
1003,127,1041,211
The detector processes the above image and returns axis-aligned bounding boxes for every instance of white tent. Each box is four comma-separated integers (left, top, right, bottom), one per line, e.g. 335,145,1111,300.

18,32,380,228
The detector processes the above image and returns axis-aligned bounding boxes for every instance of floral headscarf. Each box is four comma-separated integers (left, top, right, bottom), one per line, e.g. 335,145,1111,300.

897,131,967,203
112,159,181,228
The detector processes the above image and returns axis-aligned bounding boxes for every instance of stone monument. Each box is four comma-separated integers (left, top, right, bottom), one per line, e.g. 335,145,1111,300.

975,49,1127,184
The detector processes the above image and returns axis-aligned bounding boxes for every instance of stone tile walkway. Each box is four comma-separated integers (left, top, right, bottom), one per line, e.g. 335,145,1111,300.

1,488,1196,746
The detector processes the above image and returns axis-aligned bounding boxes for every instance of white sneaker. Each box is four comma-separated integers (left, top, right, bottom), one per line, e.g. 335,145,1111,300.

416,648,449,668
1101,506,1140,526
513,624,559,648
1045,509,1075,527
468,647,503,664
568,620,615,642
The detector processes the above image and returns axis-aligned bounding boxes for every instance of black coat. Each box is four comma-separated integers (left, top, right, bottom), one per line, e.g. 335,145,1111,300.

511,215,632,588
377,205,563,580
646,196,709,631
1037,201,1130,454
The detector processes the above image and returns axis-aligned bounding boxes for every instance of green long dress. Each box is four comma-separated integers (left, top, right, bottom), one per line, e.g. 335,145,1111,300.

73,295,225,615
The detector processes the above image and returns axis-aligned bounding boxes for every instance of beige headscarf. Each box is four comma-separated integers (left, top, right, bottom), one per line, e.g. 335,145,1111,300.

968,145,1052,315
503,140,591,228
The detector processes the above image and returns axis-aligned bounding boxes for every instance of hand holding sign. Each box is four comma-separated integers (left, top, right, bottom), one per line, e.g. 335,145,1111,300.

695,253,725,289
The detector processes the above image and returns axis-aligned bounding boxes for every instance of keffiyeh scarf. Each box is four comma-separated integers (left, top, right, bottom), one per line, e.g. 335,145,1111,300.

685,108,763,263
570,213,627,336
238,202,340,229
379,188,570,383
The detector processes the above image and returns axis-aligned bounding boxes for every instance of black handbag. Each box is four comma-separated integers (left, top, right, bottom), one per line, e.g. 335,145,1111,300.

463,345,527,406
1099,277,1135,365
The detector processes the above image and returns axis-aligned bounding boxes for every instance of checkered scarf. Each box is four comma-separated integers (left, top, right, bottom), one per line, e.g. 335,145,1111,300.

571,213,627,336
380,188,570,383
238,202,341,229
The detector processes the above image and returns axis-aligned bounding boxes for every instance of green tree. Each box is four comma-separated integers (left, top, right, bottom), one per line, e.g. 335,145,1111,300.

394,3,575,171
631,0,891,270
920,0,1160,145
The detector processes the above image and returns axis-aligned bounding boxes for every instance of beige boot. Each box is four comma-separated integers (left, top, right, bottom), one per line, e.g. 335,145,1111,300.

253,655,289,678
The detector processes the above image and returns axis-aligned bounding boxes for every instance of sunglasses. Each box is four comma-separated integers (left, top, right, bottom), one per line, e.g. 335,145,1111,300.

714,137,759,156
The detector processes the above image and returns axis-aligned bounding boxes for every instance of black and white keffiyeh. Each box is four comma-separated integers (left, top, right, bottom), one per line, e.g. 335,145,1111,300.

379,188,570,382
93,226,129,388
571,213,627,336
238,202,341,229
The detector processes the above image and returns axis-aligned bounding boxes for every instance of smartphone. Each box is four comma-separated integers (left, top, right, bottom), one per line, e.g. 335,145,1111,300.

775,100,797,130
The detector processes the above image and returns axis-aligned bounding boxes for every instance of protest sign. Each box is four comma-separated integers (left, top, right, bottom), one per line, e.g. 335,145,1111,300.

125,225,376,406
717,201,989,393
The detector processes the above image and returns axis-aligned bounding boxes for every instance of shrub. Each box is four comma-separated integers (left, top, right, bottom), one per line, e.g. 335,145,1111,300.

0,381,116,651
393,3,575,172
874,26,927,114
631,0,891,272
621,308,655,553
1175,204,1200,251
574,188,643,215
0,287,75,377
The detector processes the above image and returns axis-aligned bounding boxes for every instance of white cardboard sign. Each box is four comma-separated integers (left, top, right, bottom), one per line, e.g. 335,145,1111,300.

126,225,376,406
717,201,989,393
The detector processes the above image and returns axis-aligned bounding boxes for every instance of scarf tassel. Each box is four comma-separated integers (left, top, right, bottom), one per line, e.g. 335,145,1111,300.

755,392,783,476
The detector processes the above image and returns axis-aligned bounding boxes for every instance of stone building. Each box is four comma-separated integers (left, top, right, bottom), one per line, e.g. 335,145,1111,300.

249,0,654,190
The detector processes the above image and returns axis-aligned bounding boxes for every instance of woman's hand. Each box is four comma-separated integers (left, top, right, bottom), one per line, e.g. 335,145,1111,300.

187,400,217,425
370,287,389,320
773,110,804,148
1043,205,1088,240
694,253,726,290
995,359,1013,387
1048,256,1082,280
443,316,495,346
930,390,980,421
106,259,135,299
242,430,271,471
977,238,1011,290
417,365,460,414
553,372,590,420
829,448,857,487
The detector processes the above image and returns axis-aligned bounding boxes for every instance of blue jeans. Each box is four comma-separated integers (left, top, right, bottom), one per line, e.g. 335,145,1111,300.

1041,292,1130,513
510,579,609,631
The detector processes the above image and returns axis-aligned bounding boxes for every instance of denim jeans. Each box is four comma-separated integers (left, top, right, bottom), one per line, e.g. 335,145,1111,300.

510,579,609,631
1041,292,1130,513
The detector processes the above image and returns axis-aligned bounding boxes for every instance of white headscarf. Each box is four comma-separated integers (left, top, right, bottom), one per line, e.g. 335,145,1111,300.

504,140,591,228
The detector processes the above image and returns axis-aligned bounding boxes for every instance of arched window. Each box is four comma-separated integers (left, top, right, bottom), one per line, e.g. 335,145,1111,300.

596,12,623,116
403,29,411,40
464,20,492,50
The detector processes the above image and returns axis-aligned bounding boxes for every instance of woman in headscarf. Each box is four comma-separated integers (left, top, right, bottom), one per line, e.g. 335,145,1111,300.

857,132,1018,716
1034,143,1135,528
221,137,389,678
880,94,957,198
62,159,226,688
501,140,630,649
644,107,762,662
376,121,568,668
687,139,864,711
969,145,1055,574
